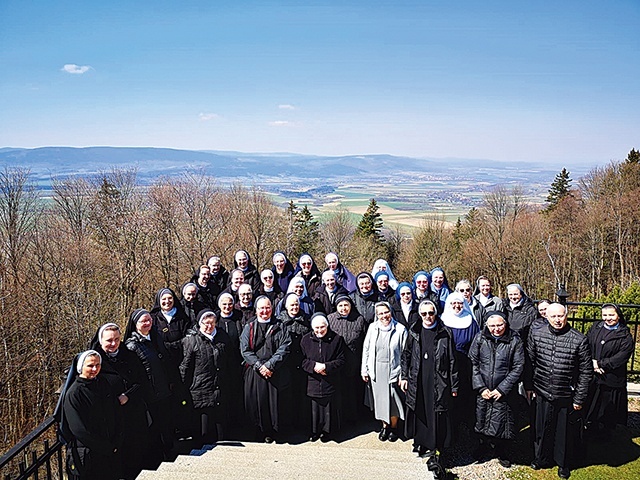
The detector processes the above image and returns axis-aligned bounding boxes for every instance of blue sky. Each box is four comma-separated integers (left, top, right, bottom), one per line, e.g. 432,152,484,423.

1,0,638,165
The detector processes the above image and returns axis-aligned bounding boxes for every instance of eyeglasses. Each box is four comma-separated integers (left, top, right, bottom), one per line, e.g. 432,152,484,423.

400,292,412,296
458,288,472,292
263,276,274,280
487,323,505,329
420,311,436,316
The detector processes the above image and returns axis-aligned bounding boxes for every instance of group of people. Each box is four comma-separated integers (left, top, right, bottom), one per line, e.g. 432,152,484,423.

54,250,635,480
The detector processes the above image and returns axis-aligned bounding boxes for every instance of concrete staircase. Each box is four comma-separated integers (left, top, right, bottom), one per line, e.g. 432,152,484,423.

136,431,435,479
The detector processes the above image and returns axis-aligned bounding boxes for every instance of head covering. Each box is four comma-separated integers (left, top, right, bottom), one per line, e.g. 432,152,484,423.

334,294,355,316
371,259,399,289
150,287,180,314
310,312,329,326
76,349,102,374
54,353,81,444
506,283,526,307
412,270,431,295
441,292,475,329
294,253,322,279
287,276,310,298
196,309,217,326
395,281,414,303
124,308,152,341
89,322,121,351
355,271,377,296
233,249,255,272
181,282,198,298
602,303,626,325
429,267,451,309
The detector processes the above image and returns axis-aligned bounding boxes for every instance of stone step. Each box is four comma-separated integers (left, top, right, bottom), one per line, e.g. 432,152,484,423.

136,437,434,479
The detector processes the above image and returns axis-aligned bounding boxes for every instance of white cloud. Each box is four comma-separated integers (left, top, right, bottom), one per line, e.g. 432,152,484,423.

199,112,220,121
278,104,296,110
61,64,92,74
268,120,295,127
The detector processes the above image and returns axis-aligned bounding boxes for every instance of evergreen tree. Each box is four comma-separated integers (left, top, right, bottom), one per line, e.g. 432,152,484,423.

545,168,572,212
355,198,384,245
626,148,640,164
293,205,320,257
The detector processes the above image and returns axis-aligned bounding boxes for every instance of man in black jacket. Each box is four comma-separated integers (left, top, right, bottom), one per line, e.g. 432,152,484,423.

526,303,592,479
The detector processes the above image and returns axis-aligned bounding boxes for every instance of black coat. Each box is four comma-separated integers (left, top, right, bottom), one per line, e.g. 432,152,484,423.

180,329,230,409
586,321,634,389
392,300,420,329
401,320,458,412
210,266,230,293
504,295,537,341
327,309,367,378
125,331,176,404
350,290,379,324
240,319,292,385
63,375,123,479
150,308,192,367
300,329,347,398
313,285,349,315
180,297,207,327
469,328,525,439
527,323,592,405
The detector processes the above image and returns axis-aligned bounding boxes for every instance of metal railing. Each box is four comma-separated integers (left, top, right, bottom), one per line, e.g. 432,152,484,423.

0,416,64,480
564,301,640,376
1,298,639,479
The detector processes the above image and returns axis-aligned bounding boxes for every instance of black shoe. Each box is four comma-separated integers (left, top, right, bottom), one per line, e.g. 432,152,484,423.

309,434,320,442
378,427,389,441
498,458,511,468
387,430,398,442
320,433,330,443
412,444,420,453
264,436,274,444
418,448,435,458
558,467,571,479
531,462,541,470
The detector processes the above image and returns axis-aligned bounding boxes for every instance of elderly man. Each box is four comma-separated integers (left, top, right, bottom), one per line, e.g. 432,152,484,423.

313,270,348,315
240,296,292,443
526,303,592,479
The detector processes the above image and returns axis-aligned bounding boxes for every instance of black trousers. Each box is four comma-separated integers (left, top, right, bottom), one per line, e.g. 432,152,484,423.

532,396,580,468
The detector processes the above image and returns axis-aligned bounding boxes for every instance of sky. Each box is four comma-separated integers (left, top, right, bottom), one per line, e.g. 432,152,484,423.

1,0,638,165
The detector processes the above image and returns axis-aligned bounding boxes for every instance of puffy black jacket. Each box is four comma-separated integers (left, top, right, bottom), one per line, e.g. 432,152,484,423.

527,323,592,405
469,328,525,439
180,329,230,409
401,320,458,412
587,321,634,389
313,285,348,315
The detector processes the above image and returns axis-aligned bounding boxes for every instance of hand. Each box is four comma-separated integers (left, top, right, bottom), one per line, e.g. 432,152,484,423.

118,394,129,406
314,363,327,375
451,391,457,397
489,390,502,401
480,389,492,400
259,365,273,378
362,375,369,383
573,404,582,411
399,379,408,392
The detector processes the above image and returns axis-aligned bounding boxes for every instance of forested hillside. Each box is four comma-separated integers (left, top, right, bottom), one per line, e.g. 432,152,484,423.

1,149,639,452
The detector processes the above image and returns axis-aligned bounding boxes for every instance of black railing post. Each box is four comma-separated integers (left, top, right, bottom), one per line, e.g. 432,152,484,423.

556,284,569,305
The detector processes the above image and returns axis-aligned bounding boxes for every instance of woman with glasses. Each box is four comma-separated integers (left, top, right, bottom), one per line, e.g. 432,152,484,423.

392,282,419,328
456,279,485,328
401,300,457,475
469,311,525,468
441,292,480,431
361,301,407,442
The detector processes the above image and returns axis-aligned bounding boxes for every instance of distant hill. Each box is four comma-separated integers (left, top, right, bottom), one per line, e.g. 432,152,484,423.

0,146,562,185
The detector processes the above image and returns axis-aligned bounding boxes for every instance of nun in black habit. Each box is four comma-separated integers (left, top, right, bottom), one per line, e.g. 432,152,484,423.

55,350,123,480
89,323,151,478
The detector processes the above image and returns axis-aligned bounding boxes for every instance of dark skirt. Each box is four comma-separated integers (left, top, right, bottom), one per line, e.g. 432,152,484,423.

310,394,342,435
244,367,283,435
586,383,628,429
